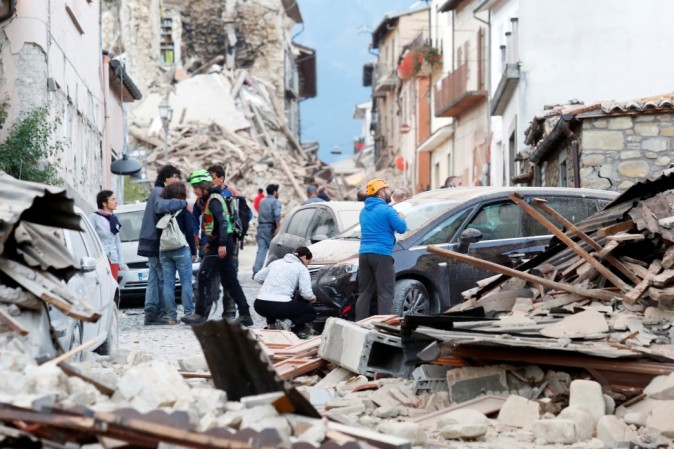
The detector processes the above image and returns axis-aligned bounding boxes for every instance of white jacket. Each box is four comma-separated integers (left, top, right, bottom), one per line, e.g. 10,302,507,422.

254,253,314,303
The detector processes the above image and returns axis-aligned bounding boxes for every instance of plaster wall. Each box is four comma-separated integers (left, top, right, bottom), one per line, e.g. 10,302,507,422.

0,1,105,209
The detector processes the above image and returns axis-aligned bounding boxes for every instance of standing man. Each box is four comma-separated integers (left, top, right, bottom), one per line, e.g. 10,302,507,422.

138,165,187,326
253,188,265,213
355,179,407,320
301,185,324,205
253,184,281,276
207,164,239,322
182,170,253,326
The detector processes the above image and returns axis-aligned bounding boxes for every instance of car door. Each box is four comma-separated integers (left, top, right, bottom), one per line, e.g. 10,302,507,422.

268,206,316,263
64,226,104,337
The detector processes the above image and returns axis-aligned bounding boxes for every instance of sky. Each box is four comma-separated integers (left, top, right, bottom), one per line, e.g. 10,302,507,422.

296,0,420,164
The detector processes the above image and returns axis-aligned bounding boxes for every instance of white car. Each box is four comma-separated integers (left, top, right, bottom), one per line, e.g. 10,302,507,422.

116,202,199,303
47,207,120,358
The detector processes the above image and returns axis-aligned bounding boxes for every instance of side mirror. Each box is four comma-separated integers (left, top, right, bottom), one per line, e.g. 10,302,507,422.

457,228,483,254
311,234,329,244
80,256,97,272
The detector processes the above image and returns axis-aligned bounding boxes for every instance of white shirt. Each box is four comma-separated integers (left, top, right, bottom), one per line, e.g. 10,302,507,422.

254,253,314,302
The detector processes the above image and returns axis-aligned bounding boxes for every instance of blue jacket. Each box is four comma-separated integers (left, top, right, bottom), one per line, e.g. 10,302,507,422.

359,197,407,256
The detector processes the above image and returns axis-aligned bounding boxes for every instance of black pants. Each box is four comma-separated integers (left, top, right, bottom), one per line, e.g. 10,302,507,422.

355,253,395,320
195,240,249,318
254,298,317,327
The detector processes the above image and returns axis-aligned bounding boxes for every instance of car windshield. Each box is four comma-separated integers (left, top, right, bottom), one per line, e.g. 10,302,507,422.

117,210,145,243
337,199,460,240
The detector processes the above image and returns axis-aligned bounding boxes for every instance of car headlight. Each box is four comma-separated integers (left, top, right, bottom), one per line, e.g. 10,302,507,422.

317,258,359,286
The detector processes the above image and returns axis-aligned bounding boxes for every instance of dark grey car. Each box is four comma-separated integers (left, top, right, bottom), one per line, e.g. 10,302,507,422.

308,187,618,321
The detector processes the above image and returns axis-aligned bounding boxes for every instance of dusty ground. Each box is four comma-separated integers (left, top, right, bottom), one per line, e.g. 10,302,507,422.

118,243,266,365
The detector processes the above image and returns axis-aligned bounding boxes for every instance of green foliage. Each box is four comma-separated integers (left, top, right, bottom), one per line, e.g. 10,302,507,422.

124,176,151,203
0,106,64,185
0,98,9,131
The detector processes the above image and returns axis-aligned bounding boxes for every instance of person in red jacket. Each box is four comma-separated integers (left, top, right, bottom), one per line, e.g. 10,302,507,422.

253,188,265,213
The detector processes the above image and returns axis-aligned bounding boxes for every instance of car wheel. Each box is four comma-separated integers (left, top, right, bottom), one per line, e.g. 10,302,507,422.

392,279,430,316
68,321,83,362
95,304,119,356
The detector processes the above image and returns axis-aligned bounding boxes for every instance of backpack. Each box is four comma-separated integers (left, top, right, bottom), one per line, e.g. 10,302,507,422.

225,196,250,248
156,210,188,251
224,196,252,248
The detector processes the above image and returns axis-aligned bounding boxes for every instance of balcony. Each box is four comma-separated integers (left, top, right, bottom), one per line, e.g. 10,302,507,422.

373,63,397,97
491,63,520,116
434,59,487,118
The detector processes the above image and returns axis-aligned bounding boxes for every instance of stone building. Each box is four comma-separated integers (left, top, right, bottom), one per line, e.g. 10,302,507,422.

520,94,674,191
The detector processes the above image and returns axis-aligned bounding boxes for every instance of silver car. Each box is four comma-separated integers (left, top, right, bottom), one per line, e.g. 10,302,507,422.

47,207,120,358
116,203,199,302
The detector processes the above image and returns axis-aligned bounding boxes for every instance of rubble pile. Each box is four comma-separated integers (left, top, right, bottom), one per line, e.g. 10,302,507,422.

129,69,410,214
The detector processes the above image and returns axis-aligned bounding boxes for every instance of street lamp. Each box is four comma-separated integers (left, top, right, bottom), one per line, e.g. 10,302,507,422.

158,98,173,165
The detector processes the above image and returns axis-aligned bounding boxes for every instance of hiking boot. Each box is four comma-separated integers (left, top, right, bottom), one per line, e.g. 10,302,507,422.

293,323,317,339
274,319,293,332
181,313,206,325
239,315,254,327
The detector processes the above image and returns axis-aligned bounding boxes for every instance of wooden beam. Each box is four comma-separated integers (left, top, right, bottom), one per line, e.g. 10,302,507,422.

426,246,617,301
510,193,629,293
532,198,638,284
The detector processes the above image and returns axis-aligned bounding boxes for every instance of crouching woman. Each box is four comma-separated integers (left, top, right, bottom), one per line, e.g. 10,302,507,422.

253,246,317,337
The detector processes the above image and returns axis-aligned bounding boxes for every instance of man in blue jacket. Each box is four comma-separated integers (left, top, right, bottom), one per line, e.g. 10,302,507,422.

138,165,188,325
355,179,407,320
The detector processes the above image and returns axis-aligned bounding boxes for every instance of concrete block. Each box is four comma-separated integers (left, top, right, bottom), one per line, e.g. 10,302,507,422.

559,405,594,441
318,318,412,378
532,418,577,444
377,421,427,445
412,365,450,395
596,415,637,447
645,400,674,437
569,379,605,424
644,372,674,399
497,395,540,429
446,366,508,403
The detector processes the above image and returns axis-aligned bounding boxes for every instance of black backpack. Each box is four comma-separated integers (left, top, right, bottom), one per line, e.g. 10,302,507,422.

224,196,252,248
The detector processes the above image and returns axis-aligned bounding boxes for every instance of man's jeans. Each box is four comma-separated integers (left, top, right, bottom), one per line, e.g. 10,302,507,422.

144,256,166,321
253,225,273,274
160,246,195,319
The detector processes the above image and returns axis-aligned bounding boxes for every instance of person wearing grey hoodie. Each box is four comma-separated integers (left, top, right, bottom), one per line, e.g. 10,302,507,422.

138,165,188,325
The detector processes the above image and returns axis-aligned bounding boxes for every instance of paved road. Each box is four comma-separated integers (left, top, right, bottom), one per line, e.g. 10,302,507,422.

118,242,268,364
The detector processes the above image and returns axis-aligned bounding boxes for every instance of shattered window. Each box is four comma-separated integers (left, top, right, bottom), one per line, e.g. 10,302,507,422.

529,196,599,236
419,208,472,245
467,202,522,240
286,208,315,238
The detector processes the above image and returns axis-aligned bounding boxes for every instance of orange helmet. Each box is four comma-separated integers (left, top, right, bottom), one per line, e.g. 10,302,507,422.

366,178,389,196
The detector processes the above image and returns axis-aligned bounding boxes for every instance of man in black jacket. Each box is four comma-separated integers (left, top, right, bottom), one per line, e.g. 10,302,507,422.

182,171,253,326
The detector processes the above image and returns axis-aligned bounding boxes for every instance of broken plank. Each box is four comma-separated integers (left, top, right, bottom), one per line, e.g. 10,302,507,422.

596,221,636,237
647,286,674,301
510,192,629,293
532,198,638,284
605,232,646,242
596,240,619,259
624,260,662,305
0,306,29,335
427,246,617,301
662,245,674,269
274,357,325,380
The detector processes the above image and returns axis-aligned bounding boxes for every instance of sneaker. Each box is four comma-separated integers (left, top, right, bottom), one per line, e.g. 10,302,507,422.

180,313,206,325
145,318,169,326
239,315,254,327
224,313,238,323
274,319,293,331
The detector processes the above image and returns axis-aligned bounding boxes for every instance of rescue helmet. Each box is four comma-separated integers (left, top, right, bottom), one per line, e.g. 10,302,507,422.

365,178,389,196
188,169,213,185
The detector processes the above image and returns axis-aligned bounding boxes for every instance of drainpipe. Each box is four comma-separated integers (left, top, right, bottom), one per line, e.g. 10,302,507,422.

473,8,491,186
561,120,581,188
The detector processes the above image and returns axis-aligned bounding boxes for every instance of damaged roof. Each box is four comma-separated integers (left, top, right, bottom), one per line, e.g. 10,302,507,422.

109,59,143,102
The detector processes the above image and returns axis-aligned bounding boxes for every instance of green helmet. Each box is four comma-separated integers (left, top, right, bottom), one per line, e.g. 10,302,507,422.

188,169,212,185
